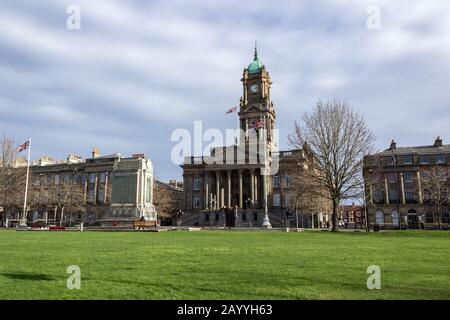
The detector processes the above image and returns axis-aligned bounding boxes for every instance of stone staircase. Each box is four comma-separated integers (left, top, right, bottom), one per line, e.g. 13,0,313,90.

180,211,199,226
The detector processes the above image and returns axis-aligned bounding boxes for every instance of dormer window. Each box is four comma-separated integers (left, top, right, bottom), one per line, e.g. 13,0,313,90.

403,155,413,164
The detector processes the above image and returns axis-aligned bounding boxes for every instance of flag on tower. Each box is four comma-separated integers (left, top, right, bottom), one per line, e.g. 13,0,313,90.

249,120,263,130
225,106,237,114
16,140,30,153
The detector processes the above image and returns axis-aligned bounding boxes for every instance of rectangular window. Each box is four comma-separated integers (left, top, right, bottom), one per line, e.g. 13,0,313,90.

87,173,96,204
193,197,200,208
421,171,430,181
387,157,395,166
87,189,95,204
205,213,209,221
373,189,383,203
388,189,398,202
54,175,60,185
97,187,105,204
253,212,258,221
436,154,446,164
405,190,415,201
403,172,414,183
63,173,70,184
273,193,281,207
97,172,106,205
242,212,246,221
285,175,292,187
403,155,413,164
387,173,397,183
99,172,107,183
273,175,280,187
420,155,429,164
285,195,293,206
215,213,220,221
193,176,201,191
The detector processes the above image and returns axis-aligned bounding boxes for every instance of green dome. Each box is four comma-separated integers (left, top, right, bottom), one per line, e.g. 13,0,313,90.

247,45,263,74
248,59,263,74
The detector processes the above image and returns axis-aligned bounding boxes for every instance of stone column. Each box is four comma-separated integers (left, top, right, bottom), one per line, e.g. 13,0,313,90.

221,188,225,209
227,170,231,208
204,172,209,209
245,119,249,139
94,175,98,205
400,173,406,204
250,169,255,207
417,171,423,205
384,177,390,205
104,173,109,203
216,171,220,210
183,174,187,210
239,170,243,208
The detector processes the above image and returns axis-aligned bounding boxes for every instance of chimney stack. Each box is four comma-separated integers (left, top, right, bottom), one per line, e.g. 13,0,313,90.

434,136,443,147
390,139,397,150
132,153,145,158
67,154,82,163
91,147,100,158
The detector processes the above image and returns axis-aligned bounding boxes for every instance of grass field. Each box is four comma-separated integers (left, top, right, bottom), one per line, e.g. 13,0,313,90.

0,229,449,300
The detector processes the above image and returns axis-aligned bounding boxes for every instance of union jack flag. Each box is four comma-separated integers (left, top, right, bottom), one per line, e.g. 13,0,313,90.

16,140,30,153
249,120,263,130
225,106,237,114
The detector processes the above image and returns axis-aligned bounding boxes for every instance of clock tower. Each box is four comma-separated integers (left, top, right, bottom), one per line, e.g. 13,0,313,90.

239,46,276,145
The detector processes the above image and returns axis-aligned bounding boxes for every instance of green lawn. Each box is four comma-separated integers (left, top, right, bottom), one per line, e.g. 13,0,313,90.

0,229,449,300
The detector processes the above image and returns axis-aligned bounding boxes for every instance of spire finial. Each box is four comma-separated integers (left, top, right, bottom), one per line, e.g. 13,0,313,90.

254,40,258,60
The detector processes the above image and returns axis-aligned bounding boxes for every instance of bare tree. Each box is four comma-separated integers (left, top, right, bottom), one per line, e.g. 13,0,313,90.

289,100,375,232
153,180,183,222
0,136,27,219
29,173,85,226
0,136,16,202
49,181,84,226
422,165,449,230
285,153,328,228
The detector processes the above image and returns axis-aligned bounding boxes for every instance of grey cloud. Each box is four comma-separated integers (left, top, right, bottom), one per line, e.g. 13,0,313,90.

0,0,449,181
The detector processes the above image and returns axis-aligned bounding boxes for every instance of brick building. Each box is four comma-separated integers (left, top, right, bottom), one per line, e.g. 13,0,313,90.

363,137,450,229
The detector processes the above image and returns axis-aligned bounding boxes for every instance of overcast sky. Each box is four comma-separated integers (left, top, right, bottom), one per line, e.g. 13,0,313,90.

1,0,449,181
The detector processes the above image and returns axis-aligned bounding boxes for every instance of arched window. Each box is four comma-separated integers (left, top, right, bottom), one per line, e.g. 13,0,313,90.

375,211,384,224
425,212,434,223
391,211,399,226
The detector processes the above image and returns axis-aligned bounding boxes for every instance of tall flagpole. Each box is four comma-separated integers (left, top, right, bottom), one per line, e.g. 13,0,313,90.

20,138,31,227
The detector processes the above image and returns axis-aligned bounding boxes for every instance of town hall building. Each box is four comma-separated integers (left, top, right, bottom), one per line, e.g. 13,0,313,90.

181,49,331,228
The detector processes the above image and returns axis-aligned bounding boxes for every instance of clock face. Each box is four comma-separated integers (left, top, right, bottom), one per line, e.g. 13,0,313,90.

250,84,259,94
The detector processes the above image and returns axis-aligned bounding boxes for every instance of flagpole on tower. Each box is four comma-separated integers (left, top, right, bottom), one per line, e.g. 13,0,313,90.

20,138,31,228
